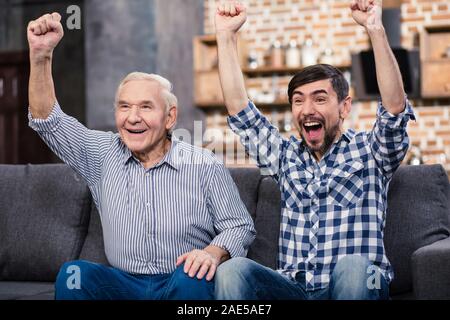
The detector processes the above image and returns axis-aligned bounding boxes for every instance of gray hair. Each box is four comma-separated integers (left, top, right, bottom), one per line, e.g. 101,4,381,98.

114,72,178,113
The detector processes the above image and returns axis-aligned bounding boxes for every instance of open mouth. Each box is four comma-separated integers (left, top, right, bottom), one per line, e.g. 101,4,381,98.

303,121,323,141
126,129,147,135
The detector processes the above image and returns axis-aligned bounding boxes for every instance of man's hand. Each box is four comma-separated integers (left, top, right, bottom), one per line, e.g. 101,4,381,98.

351,0,383,32
215,1,247,34
177,246,229,281
27,13,64,63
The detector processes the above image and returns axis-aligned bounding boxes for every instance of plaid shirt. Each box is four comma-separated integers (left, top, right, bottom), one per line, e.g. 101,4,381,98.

228,100,415,291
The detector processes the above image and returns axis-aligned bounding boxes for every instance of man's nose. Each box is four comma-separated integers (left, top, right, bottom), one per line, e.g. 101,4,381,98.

301,100,316,116
127,105,142,123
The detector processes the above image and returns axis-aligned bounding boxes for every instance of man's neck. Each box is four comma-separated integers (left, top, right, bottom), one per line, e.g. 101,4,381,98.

134,137,172,169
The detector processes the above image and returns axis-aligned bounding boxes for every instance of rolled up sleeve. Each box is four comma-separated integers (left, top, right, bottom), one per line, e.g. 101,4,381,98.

370,97,416,179
227,101,286,177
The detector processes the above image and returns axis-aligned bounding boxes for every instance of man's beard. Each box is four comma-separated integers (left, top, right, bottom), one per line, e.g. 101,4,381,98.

300,120,341,157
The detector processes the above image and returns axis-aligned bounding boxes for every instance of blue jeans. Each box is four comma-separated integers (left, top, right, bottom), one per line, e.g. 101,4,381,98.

215,255,389,300
55,260,214,300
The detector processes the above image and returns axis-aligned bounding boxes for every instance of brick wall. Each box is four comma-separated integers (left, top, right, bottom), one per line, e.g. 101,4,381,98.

200,0,450,175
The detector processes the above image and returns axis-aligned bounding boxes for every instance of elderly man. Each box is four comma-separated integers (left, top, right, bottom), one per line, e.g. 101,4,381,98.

27,12,255,300
214,0,415,300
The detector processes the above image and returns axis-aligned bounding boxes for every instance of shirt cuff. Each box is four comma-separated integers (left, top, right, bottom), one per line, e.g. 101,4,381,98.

377,97,416,129
28,102,64,133
210,234,247,258
227,100,263,132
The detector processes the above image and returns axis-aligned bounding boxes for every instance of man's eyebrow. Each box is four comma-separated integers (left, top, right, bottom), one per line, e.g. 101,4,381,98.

292,89,329,97
117,100,154,105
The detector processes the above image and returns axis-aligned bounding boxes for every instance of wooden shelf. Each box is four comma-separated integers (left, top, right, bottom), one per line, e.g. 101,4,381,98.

193,35,352,109
243,64,351,77
196,100,290,109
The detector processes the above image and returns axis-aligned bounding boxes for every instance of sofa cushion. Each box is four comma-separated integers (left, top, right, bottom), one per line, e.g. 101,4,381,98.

79,206,109,265
247,176,281,269
384,164,450,295
0,281,54,300
0,164,91,281
228,167,262,220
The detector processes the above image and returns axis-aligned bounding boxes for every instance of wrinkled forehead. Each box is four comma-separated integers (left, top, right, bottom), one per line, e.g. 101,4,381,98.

117,79,163,104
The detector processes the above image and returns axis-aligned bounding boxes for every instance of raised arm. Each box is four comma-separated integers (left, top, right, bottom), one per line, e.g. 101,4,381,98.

351,0,406,115
27,13,64,119
215,1,248,115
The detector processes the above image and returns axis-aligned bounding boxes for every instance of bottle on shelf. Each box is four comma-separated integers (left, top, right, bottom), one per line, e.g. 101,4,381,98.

286,40,301,68
319,48,334,65
270,40,284,68
301,38,317,67
247,50,259,69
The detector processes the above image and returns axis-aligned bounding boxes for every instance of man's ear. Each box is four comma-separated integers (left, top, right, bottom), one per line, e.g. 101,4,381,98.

339,96,352,120
166,106,177,131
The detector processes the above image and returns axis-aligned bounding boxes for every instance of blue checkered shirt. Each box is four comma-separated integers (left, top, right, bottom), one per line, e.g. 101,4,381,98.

228,100,415,291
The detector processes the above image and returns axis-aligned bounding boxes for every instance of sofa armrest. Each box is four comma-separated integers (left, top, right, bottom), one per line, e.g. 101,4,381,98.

411,236,450,299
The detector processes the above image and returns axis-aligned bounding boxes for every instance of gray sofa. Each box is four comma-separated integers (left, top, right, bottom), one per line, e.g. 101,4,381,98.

0,164,449,300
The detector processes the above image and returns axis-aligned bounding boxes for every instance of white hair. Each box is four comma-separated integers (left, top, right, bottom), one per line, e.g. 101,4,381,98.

114,72,178,113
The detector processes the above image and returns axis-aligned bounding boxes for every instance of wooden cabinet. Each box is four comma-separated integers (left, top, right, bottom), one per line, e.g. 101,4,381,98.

193,35,247,106
420,25,450,98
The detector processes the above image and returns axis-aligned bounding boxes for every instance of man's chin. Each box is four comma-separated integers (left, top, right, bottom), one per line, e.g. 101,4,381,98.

305,141,323,153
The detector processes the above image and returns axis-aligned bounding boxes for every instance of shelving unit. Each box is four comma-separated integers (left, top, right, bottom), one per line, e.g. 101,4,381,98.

193,35,351,109
420,25,450,98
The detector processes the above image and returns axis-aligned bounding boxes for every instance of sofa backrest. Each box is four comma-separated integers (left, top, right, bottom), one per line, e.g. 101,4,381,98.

0,164,91,282
384,164,450,295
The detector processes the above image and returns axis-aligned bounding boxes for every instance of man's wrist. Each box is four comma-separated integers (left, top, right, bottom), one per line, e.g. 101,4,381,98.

30,50,53,65
366,25,386,38
216,30,238,42
204,245,230,263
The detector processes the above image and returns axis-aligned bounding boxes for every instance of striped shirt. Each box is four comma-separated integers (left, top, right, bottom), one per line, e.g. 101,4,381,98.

29,102,256,275
228,100,415,291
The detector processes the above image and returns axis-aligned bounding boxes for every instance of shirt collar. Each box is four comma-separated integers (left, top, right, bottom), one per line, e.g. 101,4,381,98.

121,135,180,171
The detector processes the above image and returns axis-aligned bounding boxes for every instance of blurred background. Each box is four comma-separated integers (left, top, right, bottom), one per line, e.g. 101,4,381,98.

0,0,449,176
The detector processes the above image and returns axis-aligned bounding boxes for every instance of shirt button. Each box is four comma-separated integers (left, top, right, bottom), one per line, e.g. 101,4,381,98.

145,173,150,178
146,202,151,207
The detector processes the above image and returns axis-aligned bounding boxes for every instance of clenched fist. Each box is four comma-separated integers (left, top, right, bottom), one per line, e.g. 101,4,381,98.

215,1,247,34
27,12,64,63
351,0,383,32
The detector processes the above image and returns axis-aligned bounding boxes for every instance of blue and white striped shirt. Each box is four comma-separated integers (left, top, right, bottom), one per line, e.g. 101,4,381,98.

29,103,255,275
228,100,415,291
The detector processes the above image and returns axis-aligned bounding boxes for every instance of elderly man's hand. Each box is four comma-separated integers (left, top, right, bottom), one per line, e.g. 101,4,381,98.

176,246,228,281
27,12,64,63
351,0,383,32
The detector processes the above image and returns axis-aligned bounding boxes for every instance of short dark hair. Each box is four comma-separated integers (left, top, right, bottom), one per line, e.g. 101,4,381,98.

287,64,349,104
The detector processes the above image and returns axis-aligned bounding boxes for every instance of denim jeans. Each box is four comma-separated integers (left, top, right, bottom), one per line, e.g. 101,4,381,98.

215,255,389,300
55,260,214,300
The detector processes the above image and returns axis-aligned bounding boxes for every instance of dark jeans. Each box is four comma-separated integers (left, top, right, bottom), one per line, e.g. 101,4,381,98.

55,260,214,300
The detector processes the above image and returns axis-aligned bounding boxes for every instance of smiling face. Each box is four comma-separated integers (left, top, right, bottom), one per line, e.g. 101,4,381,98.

291,79,351,159
115,79,177,161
